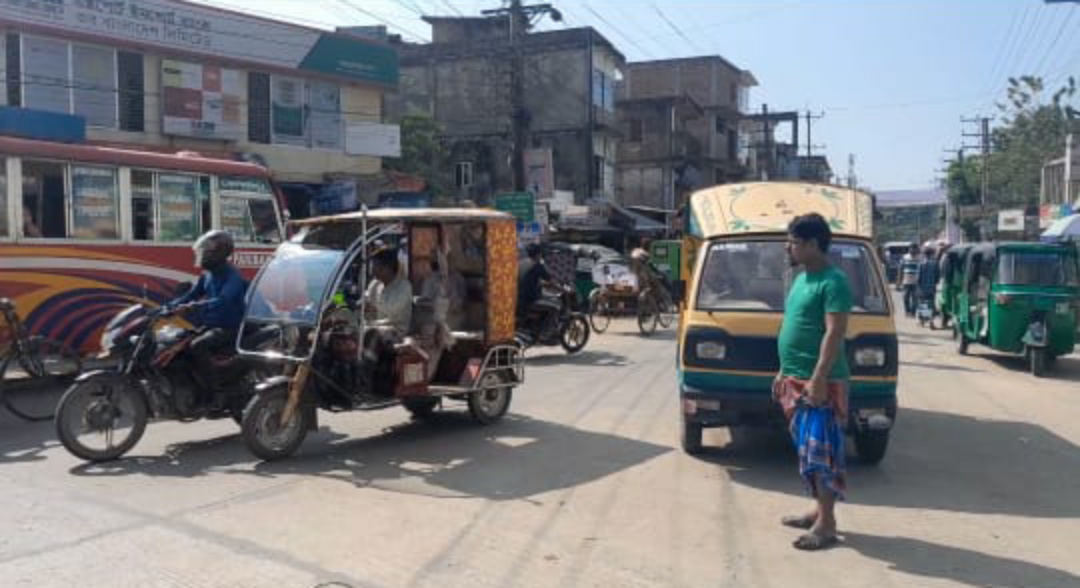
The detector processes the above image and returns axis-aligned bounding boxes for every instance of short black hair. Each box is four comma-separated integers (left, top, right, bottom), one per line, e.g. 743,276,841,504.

788,213,832,253
373,249,399,273
526,243,542,260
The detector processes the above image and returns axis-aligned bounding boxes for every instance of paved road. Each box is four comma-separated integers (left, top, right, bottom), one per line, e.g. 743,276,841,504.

1,314,1078,587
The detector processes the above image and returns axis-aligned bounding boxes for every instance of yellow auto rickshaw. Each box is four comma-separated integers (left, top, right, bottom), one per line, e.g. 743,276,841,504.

676,182,898,464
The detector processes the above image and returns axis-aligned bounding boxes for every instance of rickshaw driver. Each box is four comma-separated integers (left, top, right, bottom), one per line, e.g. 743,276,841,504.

518,243,557,333
366,248,413,335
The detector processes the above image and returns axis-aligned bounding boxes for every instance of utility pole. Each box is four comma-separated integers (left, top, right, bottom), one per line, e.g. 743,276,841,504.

762,103,772,180
962,116,992,239
481,0,563,192
805,111,825,157
847,154,856,189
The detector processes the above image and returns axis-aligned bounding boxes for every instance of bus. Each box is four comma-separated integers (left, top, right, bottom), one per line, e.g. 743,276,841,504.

0,136,286,354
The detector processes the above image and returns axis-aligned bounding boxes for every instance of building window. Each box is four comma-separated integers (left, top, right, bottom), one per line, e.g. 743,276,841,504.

593,155,605,191
592,69,616,113
629,118,643,143
455,162,474,188
20,36,120,129
715,117,727,135
117,51,144,132
268,75,342,149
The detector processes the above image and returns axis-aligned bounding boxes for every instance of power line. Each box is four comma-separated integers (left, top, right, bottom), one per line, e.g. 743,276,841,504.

435,0,465,17
336,0,429,41
980,3,1028,100
579,2,656,59
651,3,706,54
1032,8,1077,80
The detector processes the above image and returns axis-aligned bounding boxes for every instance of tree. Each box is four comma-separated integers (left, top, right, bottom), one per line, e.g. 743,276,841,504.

987,76,1080,209
384,115,450,201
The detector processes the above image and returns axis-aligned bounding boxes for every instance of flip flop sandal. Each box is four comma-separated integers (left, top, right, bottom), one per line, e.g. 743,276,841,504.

781,516,815,530
793,533,839,551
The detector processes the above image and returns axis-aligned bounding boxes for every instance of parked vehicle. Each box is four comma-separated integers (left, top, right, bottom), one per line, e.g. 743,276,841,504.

676,182,898,464
236,208,525,461
936,244,972,330
0,298,81,421
953,242,1079,377
54,304,278,462
516,283,590,354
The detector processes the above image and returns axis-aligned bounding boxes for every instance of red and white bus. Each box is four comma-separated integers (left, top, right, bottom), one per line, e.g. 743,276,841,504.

0,136,286,354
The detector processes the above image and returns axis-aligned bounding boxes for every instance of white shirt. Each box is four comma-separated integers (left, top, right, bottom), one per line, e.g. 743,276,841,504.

371,276,413,333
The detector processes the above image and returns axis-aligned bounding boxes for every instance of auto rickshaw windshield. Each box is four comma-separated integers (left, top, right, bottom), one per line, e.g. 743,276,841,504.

696,240,887,313
246,242,346,325
996,250,1080,287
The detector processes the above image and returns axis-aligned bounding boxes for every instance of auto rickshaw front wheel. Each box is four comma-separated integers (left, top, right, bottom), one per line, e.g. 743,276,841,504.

241,387,309,461
854,429,890,464
468,372,512,425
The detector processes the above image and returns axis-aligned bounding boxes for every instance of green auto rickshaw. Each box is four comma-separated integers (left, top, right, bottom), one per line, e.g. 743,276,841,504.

936,244,972,330
954,242,1080,376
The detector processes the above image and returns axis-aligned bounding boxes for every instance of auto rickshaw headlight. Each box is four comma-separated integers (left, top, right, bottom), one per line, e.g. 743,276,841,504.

695,341,727,360
853,346,886,367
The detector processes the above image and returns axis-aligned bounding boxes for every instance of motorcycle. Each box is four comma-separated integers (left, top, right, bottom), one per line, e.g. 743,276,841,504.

516,283,590,354
54,304,278,462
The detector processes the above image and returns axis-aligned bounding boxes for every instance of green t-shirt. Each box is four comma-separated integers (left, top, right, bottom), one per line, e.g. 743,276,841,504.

778,265,852,380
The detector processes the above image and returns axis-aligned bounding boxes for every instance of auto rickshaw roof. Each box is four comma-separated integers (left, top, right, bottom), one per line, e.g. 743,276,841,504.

688,182,874,240
291,208,515,227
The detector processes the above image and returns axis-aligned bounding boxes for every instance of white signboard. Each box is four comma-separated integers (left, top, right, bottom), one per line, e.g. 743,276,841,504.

524,148,554,198
346,122,401,157
998,209,1024,232
1,0,318,69
161,59,243,140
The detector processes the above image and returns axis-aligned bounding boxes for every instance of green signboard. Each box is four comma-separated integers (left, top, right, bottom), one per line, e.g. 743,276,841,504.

495,192,536,223
300,35,399,86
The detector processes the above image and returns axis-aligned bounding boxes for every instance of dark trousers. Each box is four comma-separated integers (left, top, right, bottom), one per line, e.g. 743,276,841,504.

189,328,236,401
902,285,917,316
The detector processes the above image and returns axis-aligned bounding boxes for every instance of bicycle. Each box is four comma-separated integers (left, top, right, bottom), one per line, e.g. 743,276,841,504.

0,298,82,422
637,284,677,336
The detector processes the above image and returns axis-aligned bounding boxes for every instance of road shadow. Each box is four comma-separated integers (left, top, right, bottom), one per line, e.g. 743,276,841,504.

0,410,62,465
842,532,1080,588
900,360,982,373
973,352,1080,382
250,413,670,500
701,407,1080,518
608,329,678,341
526,349,630,367
71,412,670,502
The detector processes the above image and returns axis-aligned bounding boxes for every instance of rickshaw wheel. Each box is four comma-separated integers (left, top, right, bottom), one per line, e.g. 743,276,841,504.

468,372,512,425
241,388,308,461
956,331,969,355
680,414,703,454
588,291,611,334
637,295,658,336
854,430,890,465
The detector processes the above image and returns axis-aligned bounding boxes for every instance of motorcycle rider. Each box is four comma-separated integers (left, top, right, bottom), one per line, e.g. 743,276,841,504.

167,230,248,403
518,243,556,337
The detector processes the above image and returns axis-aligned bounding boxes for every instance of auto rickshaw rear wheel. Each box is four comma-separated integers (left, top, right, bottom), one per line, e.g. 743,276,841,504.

854,429,889,464
1028,347,1048,378
468,372,512,425
680,413,703,454
956,331,970,355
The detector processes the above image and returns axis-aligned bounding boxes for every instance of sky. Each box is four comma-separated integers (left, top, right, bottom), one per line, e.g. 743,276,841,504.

194,0,1080,192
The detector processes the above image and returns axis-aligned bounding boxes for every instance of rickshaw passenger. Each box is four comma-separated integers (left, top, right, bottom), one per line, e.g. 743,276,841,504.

367,249,413,334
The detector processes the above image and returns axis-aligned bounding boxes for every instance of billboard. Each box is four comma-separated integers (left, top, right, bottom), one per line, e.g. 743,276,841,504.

346,122,401,157
0,0,398,85
997,209,1024,232
162,59,243,140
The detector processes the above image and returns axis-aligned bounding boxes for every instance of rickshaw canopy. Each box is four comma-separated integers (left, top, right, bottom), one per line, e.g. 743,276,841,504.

291,208,515,227
687,182,875,240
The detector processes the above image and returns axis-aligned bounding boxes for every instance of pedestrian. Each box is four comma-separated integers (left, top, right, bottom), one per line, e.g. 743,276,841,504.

916,246,939,315
900,244,920,316
773,213,851,551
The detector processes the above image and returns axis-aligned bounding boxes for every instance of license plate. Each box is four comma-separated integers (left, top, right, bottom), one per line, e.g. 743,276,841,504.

697,400,721,411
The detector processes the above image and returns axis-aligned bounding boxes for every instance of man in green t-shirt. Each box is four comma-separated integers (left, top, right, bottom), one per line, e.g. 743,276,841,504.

774,213,851,551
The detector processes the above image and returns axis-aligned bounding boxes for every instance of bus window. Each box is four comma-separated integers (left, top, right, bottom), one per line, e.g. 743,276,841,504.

200,176,212,234
22,160,66,238
219,176,282,244
0,159,7,237
70,165,120,240
156,173,201,242
131,170,155,241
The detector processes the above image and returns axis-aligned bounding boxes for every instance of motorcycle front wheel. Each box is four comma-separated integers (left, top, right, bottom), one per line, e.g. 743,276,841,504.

55,375,148,462
560,315,590,354
241,387,308,461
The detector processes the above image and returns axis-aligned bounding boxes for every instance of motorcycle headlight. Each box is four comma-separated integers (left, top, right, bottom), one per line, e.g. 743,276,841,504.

854,346,887,367
695,341,727,360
